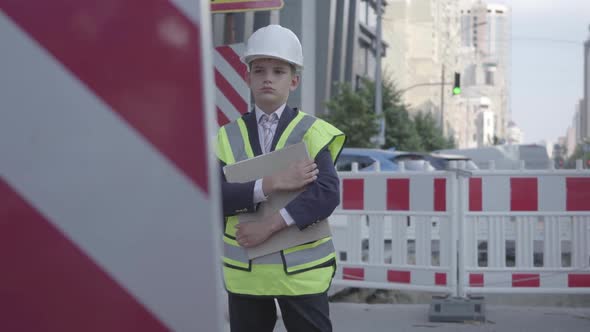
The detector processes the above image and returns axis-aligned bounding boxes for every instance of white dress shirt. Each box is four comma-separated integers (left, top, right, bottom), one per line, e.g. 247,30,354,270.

252,104,296,226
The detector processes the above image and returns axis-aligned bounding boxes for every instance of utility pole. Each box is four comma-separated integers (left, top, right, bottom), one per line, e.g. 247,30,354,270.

375,0,385,147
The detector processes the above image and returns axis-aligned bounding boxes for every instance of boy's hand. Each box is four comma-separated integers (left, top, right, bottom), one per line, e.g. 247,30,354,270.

263,159,318,194
236,213,287,248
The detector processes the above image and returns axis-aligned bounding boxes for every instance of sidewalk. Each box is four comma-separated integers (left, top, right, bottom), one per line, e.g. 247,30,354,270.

273,303,590,332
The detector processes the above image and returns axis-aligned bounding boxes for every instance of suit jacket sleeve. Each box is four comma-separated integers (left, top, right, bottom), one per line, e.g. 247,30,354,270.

284,148,340,230
219,161,258,217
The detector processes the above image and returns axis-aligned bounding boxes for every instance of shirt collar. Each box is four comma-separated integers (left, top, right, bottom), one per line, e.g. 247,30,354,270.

255,104,286,123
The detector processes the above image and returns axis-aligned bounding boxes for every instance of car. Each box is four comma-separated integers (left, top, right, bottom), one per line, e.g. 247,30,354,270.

336,148,434,172
424,153,479,170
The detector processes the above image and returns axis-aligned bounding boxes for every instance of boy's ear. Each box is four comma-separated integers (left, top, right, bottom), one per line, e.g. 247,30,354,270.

289,74,300,91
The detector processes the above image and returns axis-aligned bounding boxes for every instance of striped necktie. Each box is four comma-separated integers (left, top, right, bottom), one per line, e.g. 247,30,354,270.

260,113,278,154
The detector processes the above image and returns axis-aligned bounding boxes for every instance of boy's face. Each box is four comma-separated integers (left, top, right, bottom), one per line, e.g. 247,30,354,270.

246,58,300,112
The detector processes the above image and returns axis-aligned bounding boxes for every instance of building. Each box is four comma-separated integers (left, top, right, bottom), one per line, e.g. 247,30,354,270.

382,0,511,148
582,25,590,141
566,125,577,158
506,120,523,145
382,0,464,139
459,1,511,143
210,0,387,117
476,99,495,146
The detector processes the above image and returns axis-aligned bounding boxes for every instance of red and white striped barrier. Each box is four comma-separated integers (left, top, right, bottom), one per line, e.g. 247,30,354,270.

0,1,223,331
214,43,250,126
331,171,457,293
461,171,590,295
338,173,450,212
467,176,590,212
330,168,590,295
465,271,590,293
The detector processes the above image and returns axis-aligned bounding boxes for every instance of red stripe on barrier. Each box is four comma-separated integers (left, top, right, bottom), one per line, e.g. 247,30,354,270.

469,178,483,211
435,273,447,286
568,274,590,287
434,178,446,211
2,0,209,193
215,45,247,83
343,267,364,281
387,179,409,210
510,178,538,211
387,270,411,283
0,179,168,331
211,0,283,12
566,178,590,211
342,179,364,210
217,107,231,127
512,274,540,287
469,273,484,287
215,69,248,114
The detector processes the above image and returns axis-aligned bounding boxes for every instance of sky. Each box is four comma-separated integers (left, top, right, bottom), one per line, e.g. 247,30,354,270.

503,0,590,146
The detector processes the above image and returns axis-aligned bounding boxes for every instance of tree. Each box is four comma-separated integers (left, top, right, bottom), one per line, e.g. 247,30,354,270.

566,143,590,168
322,76,455,152
360,78,422,151
322,82,378,148
413,112,454,151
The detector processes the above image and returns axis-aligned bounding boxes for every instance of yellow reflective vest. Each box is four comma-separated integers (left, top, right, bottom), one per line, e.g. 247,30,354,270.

216,110,345,296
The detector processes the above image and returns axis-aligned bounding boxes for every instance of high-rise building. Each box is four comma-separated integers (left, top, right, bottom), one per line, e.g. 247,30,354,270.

382,0,463,135
383,0,511,148
459,1,511,143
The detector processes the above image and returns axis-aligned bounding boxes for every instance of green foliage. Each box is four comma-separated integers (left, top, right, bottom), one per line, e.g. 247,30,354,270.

322,82,379,148
322,76,456,152
566,143,590,168
413,112,455,151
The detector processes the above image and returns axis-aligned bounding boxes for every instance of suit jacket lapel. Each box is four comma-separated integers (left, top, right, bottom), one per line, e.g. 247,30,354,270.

243,111,263,157
271,106,298,152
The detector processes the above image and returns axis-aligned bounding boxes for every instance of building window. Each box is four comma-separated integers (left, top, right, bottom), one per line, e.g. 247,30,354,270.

359,0,368,26
367,6,377,30
485,71,494,85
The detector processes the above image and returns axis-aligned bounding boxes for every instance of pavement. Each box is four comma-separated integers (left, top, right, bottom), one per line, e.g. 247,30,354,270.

273,303,590,332
222,301,590,332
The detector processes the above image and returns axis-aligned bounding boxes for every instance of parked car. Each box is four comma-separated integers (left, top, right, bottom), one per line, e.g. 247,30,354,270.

336,148,434,172
434,144,549,170
424,153,479,170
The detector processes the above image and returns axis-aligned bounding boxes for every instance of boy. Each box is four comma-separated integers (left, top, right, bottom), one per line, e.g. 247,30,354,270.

216,24,346,332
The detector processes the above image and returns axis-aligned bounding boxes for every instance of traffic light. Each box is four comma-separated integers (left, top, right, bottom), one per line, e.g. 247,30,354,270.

452,72,461,95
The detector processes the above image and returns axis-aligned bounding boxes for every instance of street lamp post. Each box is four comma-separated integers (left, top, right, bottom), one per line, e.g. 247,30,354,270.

375,0,385,147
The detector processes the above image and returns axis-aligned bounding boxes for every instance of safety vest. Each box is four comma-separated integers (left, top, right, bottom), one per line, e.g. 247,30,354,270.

216,110,345,296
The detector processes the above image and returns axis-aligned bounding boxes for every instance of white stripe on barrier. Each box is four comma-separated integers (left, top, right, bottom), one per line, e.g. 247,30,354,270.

215,88,244,123
539,176,566,211
482,176,510,211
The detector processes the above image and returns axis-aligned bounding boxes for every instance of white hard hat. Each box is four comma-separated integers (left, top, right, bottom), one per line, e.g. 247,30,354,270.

241,24,304,69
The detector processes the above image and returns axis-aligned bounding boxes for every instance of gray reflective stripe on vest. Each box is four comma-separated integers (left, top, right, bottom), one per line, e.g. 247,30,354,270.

284,115,317,147
253,252,282,264
224,243,283,265
224,120,249,162
283,239,335,269
224,242,250,265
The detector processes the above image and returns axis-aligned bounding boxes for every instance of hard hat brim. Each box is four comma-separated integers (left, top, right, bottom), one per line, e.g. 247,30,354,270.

241,54,303,70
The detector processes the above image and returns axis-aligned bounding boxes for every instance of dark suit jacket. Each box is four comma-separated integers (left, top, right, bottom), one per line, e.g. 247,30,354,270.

220,106,341,230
